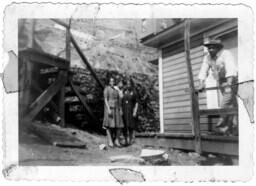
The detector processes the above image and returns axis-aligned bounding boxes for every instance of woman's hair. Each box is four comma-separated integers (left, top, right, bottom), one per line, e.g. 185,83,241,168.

105,72,116,86
124,78,135,90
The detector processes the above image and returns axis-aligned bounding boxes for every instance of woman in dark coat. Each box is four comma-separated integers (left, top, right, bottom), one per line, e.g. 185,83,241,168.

103,76,123,147
122,78,138,145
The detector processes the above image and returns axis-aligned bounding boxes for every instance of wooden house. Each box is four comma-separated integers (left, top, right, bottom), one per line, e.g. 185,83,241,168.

139,18,238,155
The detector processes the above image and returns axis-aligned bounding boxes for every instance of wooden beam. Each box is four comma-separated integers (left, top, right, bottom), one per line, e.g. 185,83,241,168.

31,81,59,112
19,49,70,70
51,18,69,28
136,134,238,156
26,71,67,121
199,108,238,116
58,27,71,127
69,77,99,124
70,34,104,89
184,19,201,154
51,19,104,89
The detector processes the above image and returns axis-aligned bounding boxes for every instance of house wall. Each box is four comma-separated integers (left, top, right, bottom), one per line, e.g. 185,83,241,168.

161,21,238,134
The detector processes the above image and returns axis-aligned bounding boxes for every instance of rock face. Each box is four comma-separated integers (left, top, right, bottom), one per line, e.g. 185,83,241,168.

19,19,158,75
19,19,160,132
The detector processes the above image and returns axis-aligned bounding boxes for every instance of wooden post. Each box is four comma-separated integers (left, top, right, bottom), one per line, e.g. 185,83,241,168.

70,34,104,89
184,19,201,154
58,27,70,127
51,19,104,89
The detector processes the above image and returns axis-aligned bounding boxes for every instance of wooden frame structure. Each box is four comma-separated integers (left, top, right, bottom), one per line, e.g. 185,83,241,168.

19,19,104,127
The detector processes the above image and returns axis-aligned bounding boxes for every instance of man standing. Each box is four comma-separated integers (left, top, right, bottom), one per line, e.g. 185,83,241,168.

198,39,238,135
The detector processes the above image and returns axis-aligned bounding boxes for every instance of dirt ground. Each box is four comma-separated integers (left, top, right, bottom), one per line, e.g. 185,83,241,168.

19,122,238,166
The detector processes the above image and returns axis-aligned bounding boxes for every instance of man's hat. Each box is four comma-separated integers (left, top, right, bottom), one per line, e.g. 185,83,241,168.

203,39,223,48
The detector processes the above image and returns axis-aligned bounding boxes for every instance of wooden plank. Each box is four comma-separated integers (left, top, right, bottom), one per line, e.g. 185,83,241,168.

163,90,189,98
163,106,191,114
163,81,207,95
163,64,201,78
163,88,206,100
70,34,104,89
163,99,207,109
30,121,86,148
163,77,200,87
156,133,194,138
163,102,206,110
163,59,203,75
136,134,238,156
199,108,238,115
163,45,203,63
163,61,202,81
163,52,204,69
182,19,201,153
163,94,191,103
163,112,192,119
163,80,205,92
163,72,198,82
19,49,70,70
58,27,71,128
164,124,193,131
163,77,189,87
31,81,59,113
164,117,219,125
164,124,210,132
26,71,67,121
69,77,99,123
163,83,189,93
136,136,195,151
163,100,190,108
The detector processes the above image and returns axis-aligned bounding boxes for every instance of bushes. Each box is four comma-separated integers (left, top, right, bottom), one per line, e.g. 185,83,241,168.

69,67,160,132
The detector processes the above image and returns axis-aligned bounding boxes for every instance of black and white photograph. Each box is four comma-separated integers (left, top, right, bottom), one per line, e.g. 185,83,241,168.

1,2,254,182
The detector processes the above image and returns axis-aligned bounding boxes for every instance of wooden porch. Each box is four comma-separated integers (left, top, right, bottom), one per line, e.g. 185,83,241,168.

136,133,238,156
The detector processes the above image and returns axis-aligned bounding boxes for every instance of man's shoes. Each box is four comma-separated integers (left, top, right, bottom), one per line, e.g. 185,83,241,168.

216,118,225,128
218,126,230,136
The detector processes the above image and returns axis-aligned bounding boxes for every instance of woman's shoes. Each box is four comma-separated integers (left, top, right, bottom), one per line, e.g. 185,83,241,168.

114,139,122,148
108,141,114,148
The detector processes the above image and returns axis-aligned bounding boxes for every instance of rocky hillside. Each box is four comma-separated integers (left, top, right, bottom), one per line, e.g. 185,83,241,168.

19,19,160,132
19,19,158,75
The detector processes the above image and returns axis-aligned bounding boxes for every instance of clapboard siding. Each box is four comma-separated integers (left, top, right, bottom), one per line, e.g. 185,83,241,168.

164,117,219,126
162,34,203,58
163,50,204,68
164,123,211,132
163,58,203,74
163,62,202,78
162,42,207,134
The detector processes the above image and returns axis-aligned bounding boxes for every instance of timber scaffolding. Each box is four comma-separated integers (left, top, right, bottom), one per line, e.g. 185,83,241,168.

19,19,239,156
19,19,104,129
